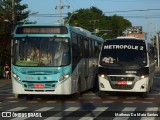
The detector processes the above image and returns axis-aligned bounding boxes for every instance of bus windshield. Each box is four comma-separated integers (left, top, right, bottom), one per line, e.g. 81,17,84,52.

13,37,71,67
100,42,147,68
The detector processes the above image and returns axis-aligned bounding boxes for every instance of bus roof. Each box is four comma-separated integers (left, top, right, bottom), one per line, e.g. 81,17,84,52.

117,36,145,40
70,26,103,42
14,23,104,42
104,38,146,44
18,23,64,27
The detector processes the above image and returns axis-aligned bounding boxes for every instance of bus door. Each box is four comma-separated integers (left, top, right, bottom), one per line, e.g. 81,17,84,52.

83,39,89,89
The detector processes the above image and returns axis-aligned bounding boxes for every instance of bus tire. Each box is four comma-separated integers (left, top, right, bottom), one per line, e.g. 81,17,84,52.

99,91,106,98
92,74,99,92
77,78,81,97
149,86,152,92
73,78,81,99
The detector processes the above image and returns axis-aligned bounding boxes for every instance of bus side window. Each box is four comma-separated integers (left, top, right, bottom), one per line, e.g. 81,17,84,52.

72,33,80,70
91,41,95,57
78,36,83,60
95,42,99,57
89,39,93,57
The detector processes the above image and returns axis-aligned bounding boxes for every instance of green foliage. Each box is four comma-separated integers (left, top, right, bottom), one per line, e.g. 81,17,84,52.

0,0,30,65
64,7,132,39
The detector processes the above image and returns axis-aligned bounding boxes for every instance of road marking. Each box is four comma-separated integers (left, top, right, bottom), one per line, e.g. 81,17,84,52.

93,107,108,111
35,107,54,111
0,94,13,95
27,101,38,103
123,102,133,103
140,107,159,120
102,101,114,103
64,107,80,111
46,101,57,103
11,118,26,120
122,107,136,111
7,107,27,111
64,101,76,103
44,117,62,120
107,97,119,99
79,107,108,119
9,101,19,103
126,97,137,99
79,117,95,120
146,107,159,111
142,102,153,103
113,107,136,120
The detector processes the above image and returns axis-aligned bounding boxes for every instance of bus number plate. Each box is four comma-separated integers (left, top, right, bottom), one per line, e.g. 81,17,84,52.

34,84,44,88
117,81,127,85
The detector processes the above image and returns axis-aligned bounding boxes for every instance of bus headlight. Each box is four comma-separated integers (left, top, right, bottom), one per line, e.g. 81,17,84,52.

99,74,108,79
139,75,148,80
59,74,70,82
12,73,21,81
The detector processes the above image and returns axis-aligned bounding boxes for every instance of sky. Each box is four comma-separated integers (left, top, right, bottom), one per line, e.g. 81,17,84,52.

21,0,160,36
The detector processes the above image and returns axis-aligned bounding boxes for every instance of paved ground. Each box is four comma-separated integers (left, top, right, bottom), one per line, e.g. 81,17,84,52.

0,79,11,87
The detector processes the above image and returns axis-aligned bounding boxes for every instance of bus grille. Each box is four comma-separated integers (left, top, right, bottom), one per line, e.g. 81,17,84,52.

109,76,135,90
110,76,135,81
22,81,58,89
111,84,133,90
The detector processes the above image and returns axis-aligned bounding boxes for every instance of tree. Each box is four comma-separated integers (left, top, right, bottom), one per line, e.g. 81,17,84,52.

64,7,132,39
0,0,30,66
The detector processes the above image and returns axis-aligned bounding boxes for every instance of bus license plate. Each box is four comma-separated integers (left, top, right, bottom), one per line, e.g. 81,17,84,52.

34,84,44,88
117,81,127,85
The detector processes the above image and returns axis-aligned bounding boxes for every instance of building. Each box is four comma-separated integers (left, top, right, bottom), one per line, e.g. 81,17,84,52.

126,26,147,40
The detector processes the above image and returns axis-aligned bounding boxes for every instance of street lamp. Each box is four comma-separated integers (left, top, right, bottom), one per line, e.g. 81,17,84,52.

65,12,78,25
101,33,108,38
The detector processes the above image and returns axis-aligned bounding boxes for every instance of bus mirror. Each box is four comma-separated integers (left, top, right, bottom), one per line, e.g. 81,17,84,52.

53,35,56,40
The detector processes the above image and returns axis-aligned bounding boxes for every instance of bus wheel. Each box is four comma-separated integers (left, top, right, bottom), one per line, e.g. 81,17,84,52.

73,78,81,99
92,74,99,92
149,87,152,92
99,91,106,98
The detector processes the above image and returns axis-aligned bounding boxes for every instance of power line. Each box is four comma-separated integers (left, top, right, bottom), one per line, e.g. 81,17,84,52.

104,8,160,13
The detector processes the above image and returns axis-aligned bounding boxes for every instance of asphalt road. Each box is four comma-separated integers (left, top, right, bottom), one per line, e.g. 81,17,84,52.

0,67,160,120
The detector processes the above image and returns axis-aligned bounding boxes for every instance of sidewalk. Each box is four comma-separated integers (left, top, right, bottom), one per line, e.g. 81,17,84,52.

0,79,11,87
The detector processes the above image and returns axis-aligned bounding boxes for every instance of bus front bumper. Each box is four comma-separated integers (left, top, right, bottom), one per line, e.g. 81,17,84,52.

12,77,74,95
98,76,149,92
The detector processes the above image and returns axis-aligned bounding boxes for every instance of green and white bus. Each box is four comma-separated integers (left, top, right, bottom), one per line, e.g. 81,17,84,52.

12,24,103,98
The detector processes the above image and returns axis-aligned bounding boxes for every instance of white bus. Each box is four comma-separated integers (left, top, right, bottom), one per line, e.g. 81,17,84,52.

12,24,103,98
98,37,156,97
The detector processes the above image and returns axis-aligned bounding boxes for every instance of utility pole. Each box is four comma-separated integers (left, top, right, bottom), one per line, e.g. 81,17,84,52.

156,32,159,67
11,0,15,65
12,0,15,29
89,20,99,34
55,0,70,24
